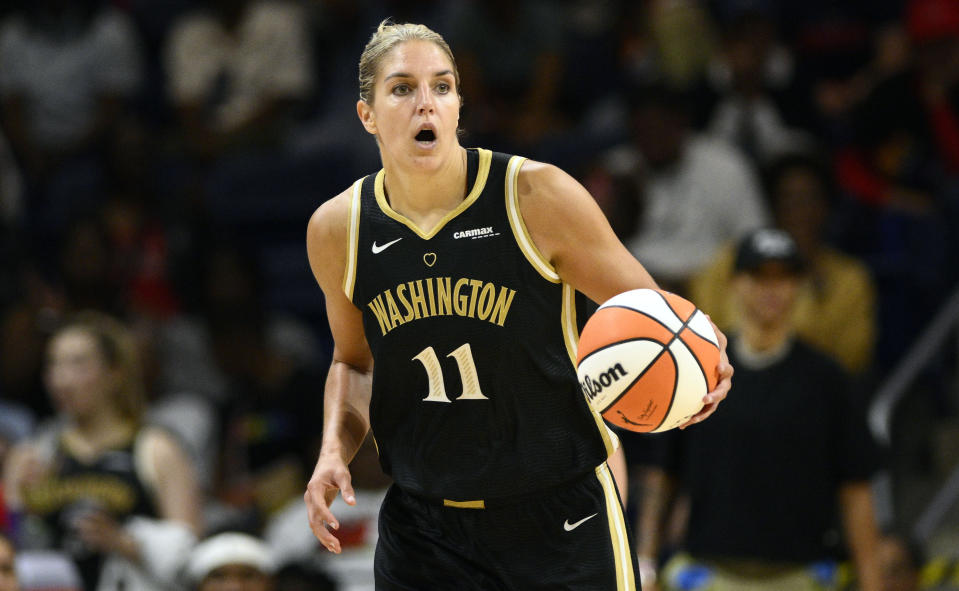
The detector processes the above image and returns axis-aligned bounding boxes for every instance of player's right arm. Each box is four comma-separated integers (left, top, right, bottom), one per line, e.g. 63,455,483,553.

304,189,374,555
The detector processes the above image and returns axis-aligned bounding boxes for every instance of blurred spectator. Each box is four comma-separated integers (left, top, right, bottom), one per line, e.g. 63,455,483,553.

100,119,181,322
287,1,382,172
13,550,83,591
186,532,276,591
449,0,565,151
164,0,314,160
0,396,33,518
1,200,178,424
612,84,768,293
151,240,323,532
618,1,716,92
831,0,959,365
878,531,923,591
700,7,815,164
648,0,716,90
130,312,218,493
0,0,143,234
0,130,23,228
0,271,58,421
184,531,339,591
636,228,882,591
209,302,324,530
874,529,959,590
789,7,909,139
0,533,16,591
272,561,338,591
837,0,959,208
578,150,644,241
783,0,905,110
690,153,878,374
158,238,323,399
55,217,124,316
559,0,630,123
3,312,199,591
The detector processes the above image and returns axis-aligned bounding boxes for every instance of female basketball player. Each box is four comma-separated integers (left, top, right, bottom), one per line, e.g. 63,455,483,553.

3,312,200,591
304,21,733,590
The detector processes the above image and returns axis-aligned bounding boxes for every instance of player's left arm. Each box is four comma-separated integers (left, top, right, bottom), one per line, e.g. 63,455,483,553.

517,161,732,426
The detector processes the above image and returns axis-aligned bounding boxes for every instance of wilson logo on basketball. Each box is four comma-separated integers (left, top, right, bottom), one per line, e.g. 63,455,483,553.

580,363,628,402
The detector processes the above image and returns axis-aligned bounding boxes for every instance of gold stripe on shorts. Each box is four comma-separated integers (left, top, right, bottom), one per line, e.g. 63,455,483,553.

596,463,637,590
442,499,486,509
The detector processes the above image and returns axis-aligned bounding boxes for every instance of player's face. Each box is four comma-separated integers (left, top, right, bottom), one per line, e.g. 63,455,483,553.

734,263,801,328
358,40,460,170
45,329,115,420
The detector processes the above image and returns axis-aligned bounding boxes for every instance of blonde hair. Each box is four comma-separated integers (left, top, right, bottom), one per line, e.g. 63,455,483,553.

358,19,461,105
54,311,146,423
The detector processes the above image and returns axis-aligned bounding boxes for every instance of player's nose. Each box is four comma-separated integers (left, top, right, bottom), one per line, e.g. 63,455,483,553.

416,85,435,114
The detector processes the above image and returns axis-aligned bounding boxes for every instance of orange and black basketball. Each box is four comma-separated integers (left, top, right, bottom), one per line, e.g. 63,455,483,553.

577,289,720,432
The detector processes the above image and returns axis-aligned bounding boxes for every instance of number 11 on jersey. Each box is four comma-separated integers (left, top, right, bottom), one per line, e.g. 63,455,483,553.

413,343,488,403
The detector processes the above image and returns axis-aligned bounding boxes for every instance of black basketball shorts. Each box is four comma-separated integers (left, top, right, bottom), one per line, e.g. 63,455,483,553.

373,462,640,590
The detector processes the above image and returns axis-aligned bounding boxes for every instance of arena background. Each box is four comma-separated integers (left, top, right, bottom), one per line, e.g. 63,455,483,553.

1,1,958,589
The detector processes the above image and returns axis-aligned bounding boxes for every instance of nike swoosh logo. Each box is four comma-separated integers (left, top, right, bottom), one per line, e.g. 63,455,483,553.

563,513,598,532
371,238,403,254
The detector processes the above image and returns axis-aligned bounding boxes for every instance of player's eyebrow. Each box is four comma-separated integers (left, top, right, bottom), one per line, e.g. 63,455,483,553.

385,70,453,81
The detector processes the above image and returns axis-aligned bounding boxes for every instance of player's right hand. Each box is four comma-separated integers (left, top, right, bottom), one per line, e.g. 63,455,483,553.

305,452,356,554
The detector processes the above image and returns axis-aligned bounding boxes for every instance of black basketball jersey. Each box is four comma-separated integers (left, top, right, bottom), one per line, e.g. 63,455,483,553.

346,148,616,502
23,431,158,589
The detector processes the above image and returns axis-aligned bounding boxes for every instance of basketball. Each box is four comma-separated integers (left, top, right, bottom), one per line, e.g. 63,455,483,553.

576,289,720,433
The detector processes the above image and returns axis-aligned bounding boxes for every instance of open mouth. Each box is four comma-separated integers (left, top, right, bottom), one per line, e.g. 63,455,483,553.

415,128,436,143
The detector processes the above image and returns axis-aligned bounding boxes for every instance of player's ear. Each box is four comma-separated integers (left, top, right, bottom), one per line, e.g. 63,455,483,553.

357,100,377,135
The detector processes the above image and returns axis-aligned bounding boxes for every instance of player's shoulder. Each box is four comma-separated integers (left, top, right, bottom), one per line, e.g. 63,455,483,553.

515,158,581,203
307,183,358,246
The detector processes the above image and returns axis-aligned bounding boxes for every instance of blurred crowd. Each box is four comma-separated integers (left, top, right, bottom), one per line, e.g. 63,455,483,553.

1,0,959,589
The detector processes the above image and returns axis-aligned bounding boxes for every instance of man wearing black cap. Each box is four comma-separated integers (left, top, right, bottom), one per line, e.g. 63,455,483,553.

635,228,883,591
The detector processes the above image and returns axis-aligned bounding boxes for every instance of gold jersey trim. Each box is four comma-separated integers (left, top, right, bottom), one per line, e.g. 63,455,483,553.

342,179,363,300
562,282,617,457
561,283,579,366
596,463,637,590
372,148,493,240
505,156,561,283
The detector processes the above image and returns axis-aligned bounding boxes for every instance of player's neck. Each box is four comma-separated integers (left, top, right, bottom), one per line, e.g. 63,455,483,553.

381,146,468,217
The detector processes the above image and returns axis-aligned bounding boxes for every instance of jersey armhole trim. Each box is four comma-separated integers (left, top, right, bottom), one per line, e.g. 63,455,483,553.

561,283,579,366
505,156,561,283
342,178,363,301
562,283,617,457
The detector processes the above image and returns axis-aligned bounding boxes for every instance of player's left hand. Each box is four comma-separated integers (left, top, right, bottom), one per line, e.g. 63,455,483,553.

679,318,732,429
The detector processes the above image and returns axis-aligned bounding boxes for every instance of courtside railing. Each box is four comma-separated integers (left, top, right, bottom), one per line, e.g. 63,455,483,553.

868,285,959,542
